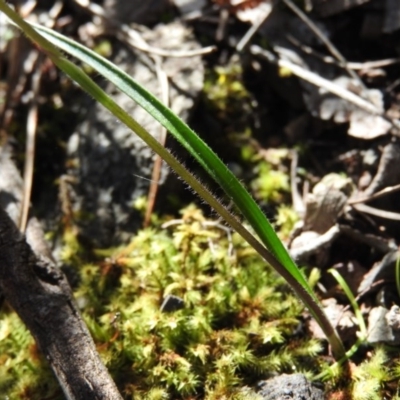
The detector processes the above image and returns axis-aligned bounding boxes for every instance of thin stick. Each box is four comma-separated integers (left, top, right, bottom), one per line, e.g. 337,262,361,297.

20,0,64,232
250,45,400,130
288,34,400,70
352,203,400,221
348,183,400,205
290,150,305,217
215,8,229,42
20,59,40,232
120,25,217,58
144,57,169,227
281,0,366,91
0,146,123,400
236,5,272,52
73,0,216,58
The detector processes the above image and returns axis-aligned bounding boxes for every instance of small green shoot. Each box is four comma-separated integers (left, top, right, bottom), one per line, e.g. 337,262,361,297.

314,268,369,383
329,268,367,340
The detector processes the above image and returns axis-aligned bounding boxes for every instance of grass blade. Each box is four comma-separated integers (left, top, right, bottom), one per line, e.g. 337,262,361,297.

30,23,311,291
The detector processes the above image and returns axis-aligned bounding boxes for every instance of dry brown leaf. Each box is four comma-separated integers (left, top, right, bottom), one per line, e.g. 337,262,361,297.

212,0,273,22
311,76,391,139
348,110,391,139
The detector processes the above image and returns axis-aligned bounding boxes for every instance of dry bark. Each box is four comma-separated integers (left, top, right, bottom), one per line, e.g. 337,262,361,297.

0,147,123,400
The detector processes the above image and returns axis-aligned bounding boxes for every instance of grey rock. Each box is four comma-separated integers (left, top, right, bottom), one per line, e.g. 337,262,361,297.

160,295,185,313
67,21,204,246
367,306,392,344
257,374,324,400
367,305,400,345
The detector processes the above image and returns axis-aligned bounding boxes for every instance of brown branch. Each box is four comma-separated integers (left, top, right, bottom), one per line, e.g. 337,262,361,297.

0,147,123,399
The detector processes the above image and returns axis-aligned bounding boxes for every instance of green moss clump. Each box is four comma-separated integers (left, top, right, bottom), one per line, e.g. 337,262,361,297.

275,205,299,241
0,309,60,399
250,160,290,204
72,204,320,398
0,204,317,399
351,347,398,400
204,63,253,122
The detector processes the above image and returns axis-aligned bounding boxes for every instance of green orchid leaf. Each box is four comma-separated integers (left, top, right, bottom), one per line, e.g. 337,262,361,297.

0,1,345,359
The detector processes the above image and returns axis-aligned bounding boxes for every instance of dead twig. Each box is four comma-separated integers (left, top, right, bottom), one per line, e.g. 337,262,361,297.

281,0,367,91
236,4,272,52
290,150,305,217
287,34,400,71
12,1,64,232
73,0,216,58
144,56,169,227
348,183,400,205
19,59,40,232
250,44,400,131
216,7,230,42
119,24,217,58
352,203,400,221
0,147,123,400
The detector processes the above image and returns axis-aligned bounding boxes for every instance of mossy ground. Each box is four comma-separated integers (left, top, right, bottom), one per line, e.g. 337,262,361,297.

1,42,400,400
0,204,321,399
2,205,400,399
